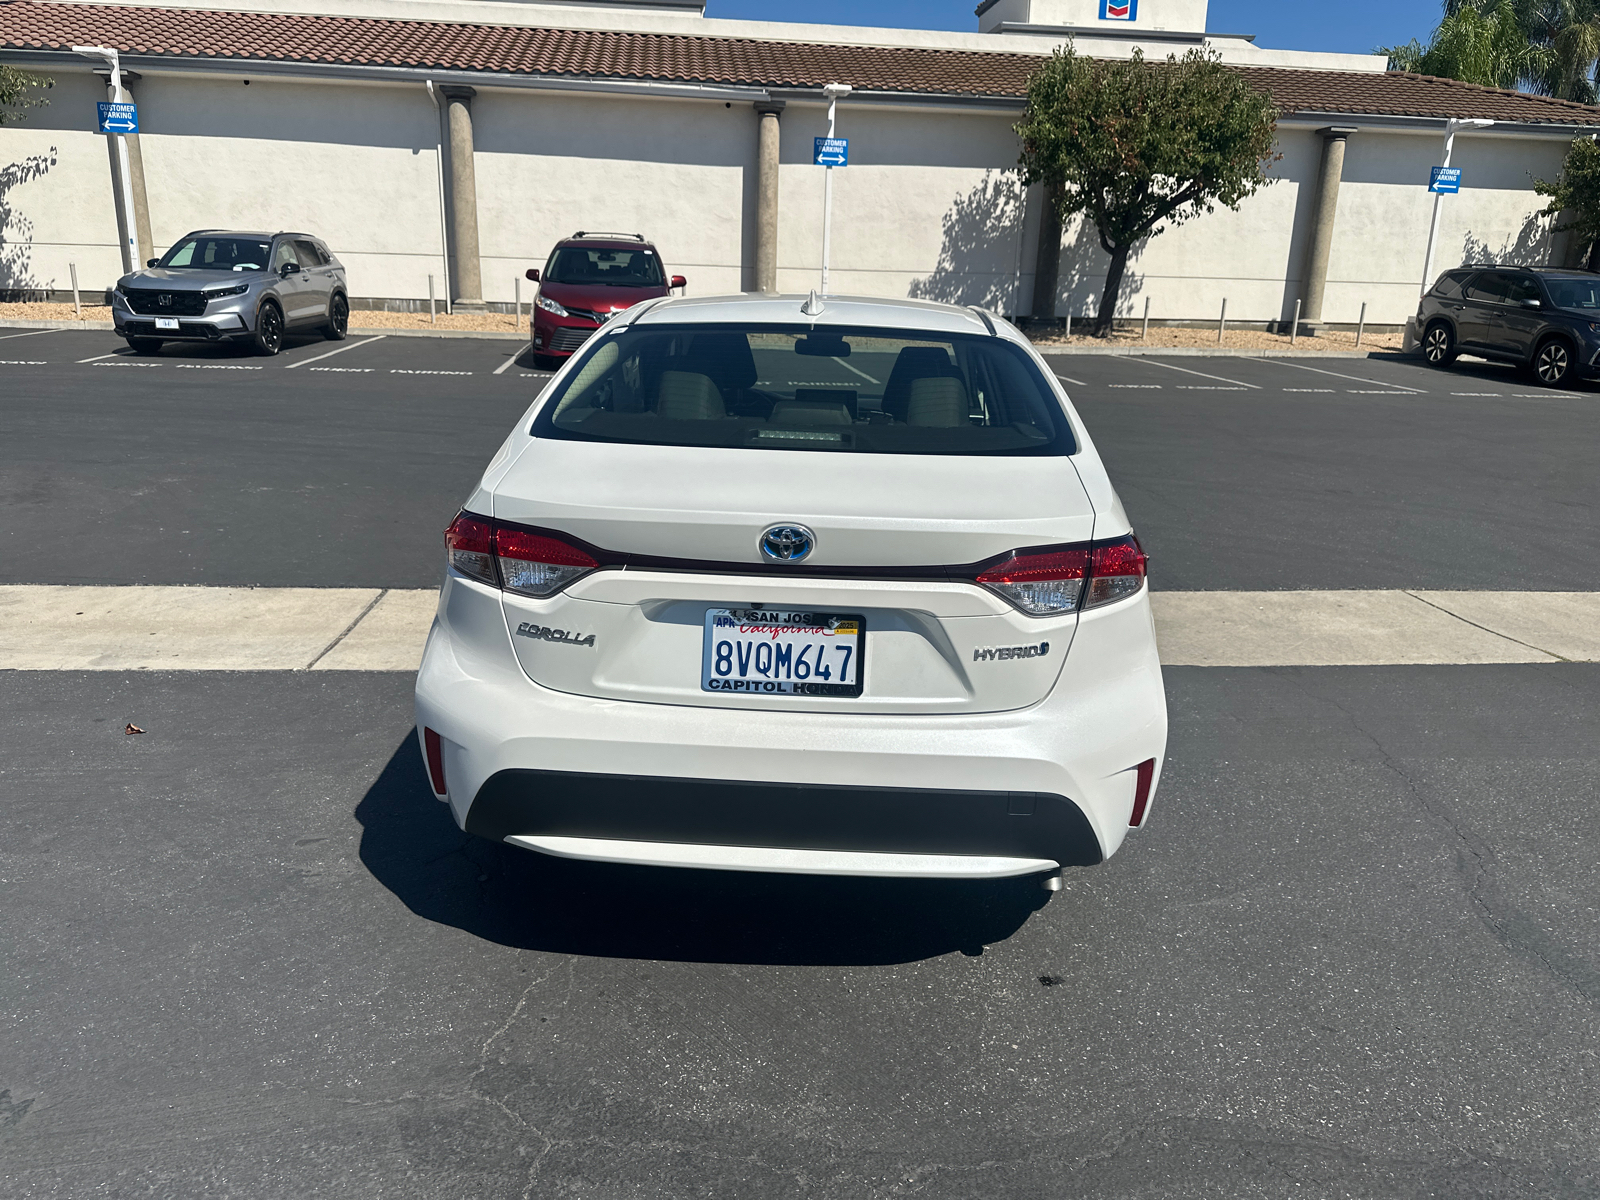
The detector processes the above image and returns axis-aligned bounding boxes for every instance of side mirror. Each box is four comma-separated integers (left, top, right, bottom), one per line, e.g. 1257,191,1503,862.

280,261,299,278
1522,298,1542,309
146,258,160,268
525,268,540,282
670,275,687,290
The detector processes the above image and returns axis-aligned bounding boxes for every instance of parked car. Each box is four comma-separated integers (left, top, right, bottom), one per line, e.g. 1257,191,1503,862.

1416,264,1600,386
526,232,683,368
416,292,1167,891
111,230,349,356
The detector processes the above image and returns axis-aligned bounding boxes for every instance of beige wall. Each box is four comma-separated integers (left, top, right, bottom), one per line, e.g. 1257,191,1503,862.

0,67,1576,328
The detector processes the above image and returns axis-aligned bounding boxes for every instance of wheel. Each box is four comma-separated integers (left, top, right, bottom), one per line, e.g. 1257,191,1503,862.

125,337,162,354
1421,321,1456,367
1532,337,1575,387
253,302,284,357
324,293,349,341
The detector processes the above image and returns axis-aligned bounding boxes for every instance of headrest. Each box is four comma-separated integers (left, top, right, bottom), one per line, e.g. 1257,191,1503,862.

684,332,758,392
904,376,969,427
656,370,726,420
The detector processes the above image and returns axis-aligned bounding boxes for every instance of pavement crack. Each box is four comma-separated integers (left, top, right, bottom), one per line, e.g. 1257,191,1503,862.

465,959,563,1198
1403,591,1567,661
303,588,387,670
1272,669,1600,1011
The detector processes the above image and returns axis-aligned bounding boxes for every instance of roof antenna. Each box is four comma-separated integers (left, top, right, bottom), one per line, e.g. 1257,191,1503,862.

800,289,825,317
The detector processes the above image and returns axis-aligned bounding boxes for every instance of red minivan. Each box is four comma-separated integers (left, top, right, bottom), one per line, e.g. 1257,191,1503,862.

526,233,684,368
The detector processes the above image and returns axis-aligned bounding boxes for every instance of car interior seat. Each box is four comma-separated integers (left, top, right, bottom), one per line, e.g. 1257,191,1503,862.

904,376,970,427
882,347,962,423
656,370,726,420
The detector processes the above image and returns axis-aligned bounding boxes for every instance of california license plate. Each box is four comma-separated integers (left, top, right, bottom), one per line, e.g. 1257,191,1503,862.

702,608,864,697
154,317,180,331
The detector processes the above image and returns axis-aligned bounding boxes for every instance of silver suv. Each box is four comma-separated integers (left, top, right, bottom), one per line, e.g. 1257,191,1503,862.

112,230,349,357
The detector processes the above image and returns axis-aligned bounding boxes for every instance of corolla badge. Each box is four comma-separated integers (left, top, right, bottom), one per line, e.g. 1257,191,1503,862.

759,524,814,563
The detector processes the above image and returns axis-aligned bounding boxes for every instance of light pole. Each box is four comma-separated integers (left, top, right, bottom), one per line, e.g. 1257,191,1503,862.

819,82,850,295
1419,117,1494,298
72,44,140,276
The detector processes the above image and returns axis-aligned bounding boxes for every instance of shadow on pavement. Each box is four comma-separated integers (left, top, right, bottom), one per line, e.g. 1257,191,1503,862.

356,733,1051,966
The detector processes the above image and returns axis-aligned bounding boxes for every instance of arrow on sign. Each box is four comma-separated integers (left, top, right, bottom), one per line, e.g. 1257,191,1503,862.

102,119,136,132
817,153,846,166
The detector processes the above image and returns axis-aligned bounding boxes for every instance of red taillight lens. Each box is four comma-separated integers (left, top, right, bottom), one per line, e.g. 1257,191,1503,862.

1129,757,1156,827
423,727,447,796
976,547,1090,615
444,512,599,598
1084,535,1147,610
445,513,496,586
495,527,599,598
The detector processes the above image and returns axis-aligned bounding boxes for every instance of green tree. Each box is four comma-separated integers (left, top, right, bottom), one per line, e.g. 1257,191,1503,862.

0,65,51,124
1385,2,1600,102
1534,135,1600,267
1015,46,1279,337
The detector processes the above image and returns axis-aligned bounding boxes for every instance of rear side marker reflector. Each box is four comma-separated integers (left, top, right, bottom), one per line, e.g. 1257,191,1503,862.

446,512,599,598
976,535,1147,616
423,727,447,796
1129,757,1156,827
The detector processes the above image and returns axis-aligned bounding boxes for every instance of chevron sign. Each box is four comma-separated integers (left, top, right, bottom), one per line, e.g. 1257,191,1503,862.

1100,0,1138,18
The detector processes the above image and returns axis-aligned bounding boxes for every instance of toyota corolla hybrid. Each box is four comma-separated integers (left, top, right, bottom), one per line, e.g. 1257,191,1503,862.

415,293,1166,889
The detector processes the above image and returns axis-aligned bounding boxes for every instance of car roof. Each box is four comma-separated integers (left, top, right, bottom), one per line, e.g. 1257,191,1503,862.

558,238,659,251
626,293,1005,340
185,230,317,241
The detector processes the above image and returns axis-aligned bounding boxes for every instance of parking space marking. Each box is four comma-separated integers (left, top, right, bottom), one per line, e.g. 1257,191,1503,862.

0,328,57,341
1174,385,1249,391
284,335,385,370
1451,391,1504,397
493,342,533,375
1108,383,1162,389
391,368,473,375
1134,358,1260,388
309,366,374,373
77,350,131,364
90,361,159,368
833,356,882,385
1346,389,1415,395
1284,388,1335,393
1271,359,1427,393
174,364,264,371
1052,371,1089,386
0,359,49,366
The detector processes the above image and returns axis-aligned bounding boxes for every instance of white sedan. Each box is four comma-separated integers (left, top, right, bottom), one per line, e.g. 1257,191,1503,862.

415,293,1166,888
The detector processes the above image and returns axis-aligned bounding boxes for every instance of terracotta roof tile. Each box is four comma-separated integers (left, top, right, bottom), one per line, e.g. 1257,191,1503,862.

3,0,1600,124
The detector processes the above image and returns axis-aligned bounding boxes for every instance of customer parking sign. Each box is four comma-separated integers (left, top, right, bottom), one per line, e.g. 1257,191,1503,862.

1101,0,1137,18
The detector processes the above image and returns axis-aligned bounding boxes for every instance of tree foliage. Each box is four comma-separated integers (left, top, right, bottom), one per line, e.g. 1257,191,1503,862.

1534,135,1600,267
1015,45,1279,336
1383,1,1600,102
0,65,51,125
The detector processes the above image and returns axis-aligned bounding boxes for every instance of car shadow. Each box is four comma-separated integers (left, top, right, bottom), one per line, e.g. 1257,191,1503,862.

355,733,1053,966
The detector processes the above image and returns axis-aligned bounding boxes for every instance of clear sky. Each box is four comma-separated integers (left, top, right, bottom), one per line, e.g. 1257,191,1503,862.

704,1,1443,56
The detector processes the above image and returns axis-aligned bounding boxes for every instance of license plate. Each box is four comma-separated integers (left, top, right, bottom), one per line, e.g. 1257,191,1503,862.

154,317,179,331
702,608,864,697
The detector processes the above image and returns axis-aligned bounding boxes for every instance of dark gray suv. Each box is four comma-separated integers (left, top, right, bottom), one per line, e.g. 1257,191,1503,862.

111,230,349,357
1415,265,1600,387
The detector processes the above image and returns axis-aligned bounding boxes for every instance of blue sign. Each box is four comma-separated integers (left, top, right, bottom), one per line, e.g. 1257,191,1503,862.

1100,0,1138,19
96,101,138,134
814,137,848,168
1430,166,1462,194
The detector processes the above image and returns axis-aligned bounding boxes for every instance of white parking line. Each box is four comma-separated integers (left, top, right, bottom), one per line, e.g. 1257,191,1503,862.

391,368,472,376
1107,383,1162,389
1174,385,1249,391
833,356,882,385
283,335,385,370
1135,358,1260,388
493,342,533,375
1283,388,1335,393
1271,359,1426,393
0,360,49,366
1451,391,1503,397
174,364,264,371
0,328,57,341
77,350,130,364
1051,371,1088,386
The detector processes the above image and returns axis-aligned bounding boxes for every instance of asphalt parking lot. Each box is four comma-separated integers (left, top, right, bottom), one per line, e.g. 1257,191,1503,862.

3,326,1598,1197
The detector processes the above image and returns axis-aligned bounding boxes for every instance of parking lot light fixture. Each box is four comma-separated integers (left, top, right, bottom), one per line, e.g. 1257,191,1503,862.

1420,118,1495,299
72,44,140,275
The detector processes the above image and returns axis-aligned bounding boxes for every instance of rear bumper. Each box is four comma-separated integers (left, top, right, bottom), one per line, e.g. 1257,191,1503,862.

465,769,1101,876
416,573,1166,878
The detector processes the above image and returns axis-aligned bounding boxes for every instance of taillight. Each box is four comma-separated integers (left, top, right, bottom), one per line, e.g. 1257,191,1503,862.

976,547,1089,615
976,534,1146,616
443,511,599,597
1129,757,1156,827
423,727,447,796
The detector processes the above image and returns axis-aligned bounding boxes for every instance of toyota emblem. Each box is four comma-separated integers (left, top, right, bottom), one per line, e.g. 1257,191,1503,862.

759,524,814,563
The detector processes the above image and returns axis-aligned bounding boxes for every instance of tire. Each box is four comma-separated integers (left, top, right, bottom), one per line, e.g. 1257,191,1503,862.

1531,337,1576,387
125,337,162,354
253,302,285,357
324,293,349,341
1421,321,1456,368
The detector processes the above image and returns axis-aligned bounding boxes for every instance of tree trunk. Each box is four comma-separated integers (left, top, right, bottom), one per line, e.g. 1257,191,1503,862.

1587,238,1600,273
1095,244,1131,338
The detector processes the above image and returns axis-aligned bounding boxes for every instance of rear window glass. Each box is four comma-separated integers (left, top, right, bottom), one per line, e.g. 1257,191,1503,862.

1544,278,1600,309
161,236,271,272
545,247,664,287
532,324,1076,457
1430,270,1474,299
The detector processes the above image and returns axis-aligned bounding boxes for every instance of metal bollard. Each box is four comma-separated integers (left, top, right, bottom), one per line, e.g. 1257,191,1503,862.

428,274,436,324
514,276,521,326
69,262,81,319
1356,301,1368,348
1218,298,1227,344
1142,295,1151,342
1291,298,1302,346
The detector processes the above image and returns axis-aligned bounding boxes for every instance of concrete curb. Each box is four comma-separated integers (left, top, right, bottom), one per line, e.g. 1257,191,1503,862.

1034,345,1414,360
0,317,530,341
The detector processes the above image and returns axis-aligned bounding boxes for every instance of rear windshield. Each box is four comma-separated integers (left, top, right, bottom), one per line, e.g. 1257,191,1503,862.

1544,278,1600,309
160,236,271,272
532,324,1076,456
1430,270,1475,299
545,247,664,287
